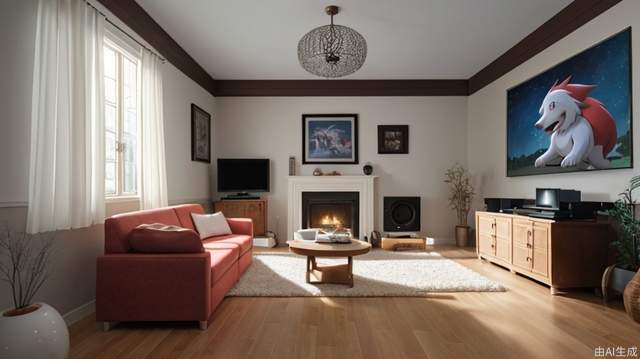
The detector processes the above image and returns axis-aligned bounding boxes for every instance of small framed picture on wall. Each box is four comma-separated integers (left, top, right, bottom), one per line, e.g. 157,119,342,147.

378,125,409,154
302,114,358,164
191,104,211,163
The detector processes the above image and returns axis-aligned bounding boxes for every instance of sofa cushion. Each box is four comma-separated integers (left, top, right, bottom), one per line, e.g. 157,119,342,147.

191,212,232,239
172,204,205,231
105,208,182,253
205,234,252,255
128,223,204,253
205,247,238,284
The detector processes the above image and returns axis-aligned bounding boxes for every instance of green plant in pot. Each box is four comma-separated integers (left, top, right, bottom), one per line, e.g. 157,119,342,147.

0,224,68,359
603,175,640,321
444,164,475,247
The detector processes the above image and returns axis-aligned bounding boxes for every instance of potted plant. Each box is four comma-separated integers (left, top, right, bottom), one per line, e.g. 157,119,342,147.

444,164,475,247
602,175,640,307
0,225,68,359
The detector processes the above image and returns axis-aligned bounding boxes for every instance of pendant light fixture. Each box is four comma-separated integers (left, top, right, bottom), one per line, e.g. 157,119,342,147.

297,5,367,78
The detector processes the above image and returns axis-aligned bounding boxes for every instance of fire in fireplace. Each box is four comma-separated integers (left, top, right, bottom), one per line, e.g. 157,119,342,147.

301,192,359,237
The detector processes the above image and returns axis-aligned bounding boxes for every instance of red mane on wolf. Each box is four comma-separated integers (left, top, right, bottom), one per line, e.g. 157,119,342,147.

549,76,617,156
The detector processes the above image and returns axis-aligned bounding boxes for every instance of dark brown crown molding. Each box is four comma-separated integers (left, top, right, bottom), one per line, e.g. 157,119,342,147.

96,0,216,96
100,0,621,97
213,80,469,96
468,0,623,95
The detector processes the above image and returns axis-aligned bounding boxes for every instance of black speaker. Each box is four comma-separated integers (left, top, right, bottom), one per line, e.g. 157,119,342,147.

384,197,420,232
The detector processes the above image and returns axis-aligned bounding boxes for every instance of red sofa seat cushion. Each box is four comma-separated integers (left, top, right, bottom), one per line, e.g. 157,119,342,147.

128,224,204,253
205,234,252,255
205,246,239,284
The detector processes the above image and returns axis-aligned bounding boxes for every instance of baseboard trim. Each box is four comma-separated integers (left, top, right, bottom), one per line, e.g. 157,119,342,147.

63,300,95,327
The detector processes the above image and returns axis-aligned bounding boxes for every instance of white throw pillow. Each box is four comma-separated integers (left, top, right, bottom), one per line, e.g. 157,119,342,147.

191,212,232,239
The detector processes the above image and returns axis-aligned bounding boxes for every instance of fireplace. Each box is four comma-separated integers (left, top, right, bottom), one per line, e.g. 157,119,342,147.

301,192,359,237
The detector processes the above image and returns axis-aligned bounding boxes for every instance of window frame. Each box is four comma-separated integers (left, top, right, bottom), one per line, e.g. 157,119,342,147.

103,36,141,201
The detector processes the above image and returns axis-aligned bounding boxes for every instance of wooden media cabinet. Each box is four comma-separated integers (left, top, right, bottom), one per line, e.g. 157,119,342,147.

475,211,614,295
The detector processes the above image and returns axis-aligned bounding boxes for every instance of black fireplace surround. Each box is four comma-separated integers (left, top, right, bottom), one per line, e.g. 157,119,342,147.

301,191,359,237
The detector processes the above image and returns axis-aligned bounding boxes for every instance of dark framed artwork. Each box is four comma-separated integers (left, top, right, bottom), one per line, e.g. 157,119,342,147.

506,27,632,177
191,104,211,163
378,125,409,154
302,114,358,164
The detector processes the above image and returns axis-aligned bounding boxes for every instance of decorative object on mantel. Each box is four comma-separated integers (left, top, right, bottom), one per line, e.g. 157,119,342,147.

378,125,409,154
323,170,342,176
444,164,475,247
191,104,211,163
303,114,358,164
313,168,323,176
602,175,640,318
288,156,296,176
297,5,367,78
363,163,373,175
0,226,68,359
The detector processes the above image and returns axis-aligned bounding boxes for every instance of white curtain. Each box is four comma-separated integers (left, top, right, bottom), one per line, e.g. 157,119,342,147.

27,0,105,233
140,49,168,209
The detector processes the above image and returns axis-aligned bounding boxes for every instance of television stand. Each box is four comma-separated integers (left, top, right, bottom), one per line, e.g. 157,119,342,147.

214,199,267,236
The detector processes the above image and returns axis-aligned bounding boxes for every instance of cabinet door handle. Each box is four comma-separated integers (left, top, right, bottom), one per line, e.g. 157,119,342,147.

526,256,531,262
526,243,532,248
490,244,495,248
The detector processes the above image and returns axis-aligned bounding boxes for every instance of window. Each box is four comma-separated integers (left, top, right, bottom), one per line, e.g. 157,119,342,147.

103,41,140,198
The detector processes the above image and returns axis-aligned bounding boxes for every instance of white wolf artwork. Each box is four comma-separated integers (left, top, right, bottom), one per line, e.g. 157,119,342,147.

534,76,619,170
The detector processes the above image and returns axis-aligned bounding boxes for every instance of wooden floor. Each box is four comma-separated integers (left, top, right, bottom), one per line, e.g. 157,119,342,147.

70,246,640,359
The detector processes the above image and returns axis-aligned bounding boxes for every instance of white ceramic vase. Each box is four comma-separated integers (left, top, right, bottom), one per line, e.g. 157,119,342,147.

0,303,69,359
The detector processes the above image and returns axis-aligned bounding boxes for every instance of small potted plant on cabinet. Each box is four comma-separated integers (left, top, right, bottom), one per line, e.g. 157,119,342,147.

0,225,68,359
444,164,475,247
603,175,640,322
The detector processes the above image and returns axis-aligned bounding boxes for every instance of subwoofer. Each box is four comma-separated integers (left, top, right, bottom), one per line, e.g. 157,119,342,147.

384,197,420,232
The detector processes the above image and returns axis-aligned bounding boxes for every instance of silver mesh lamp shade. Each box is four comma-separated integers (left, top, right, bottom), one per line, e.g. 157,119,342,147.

298,6,367,78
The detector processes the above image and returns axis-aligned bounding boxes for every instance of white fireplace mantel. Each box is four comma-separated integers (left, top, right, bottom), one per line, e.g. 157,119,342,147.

287,176,378,240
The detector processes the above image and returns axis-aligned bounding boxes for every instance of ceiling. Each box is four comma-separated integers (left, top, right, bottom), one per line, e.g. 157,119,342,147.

136,0,572,80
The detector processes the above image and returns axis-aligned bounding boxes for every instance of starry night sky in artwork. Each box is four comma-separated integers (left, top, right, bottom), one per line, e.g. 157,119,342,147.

506,28,631,159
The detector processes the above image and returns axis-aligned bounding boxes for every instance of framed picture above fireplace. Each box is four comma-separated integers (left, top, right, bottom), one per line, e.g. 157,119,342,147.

302,114,358,164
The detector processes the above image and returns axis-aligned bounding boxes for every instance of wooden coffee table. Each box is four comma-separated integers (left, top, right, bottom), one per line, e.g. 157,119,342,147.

287,239,371,287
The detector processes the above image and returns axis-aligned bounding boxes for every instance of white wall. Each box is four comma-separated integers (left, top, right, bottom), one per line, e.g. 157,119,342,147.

214,97,468,244
0,0,215,319
467,0,638,221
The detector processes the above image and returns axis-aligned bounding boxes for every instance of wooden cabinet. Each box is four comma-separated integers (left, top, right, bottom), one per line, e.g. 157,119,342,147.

214,199,267,236
477,215,495,257
494,217,511,263
531,222,549,277
511,219,549,278
476,211,613,294
476,214,511,265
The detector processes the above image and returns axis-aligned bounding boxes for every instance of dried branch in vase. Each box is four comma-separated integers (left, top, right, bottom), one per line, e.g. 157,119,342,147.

0,223,55,311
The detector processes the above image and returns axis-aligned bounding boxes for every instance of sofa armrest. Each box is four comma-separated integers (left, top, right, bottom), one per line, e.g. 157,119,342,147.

96,253,211,322
226,218,253,237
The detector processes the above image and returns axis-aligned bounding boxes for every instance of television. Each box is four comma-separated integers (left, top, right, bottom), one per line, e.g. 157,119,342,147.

217,159,270,194
506,28,632,177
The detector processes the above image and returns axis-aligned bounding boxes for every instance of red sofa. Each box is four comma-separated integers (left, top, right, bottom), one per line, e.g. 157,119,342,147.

96,204,252,330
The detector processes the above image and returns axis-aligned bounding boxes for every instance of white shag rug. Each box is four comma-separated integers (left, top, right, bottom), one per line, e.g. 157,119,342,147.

227,250,505,297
